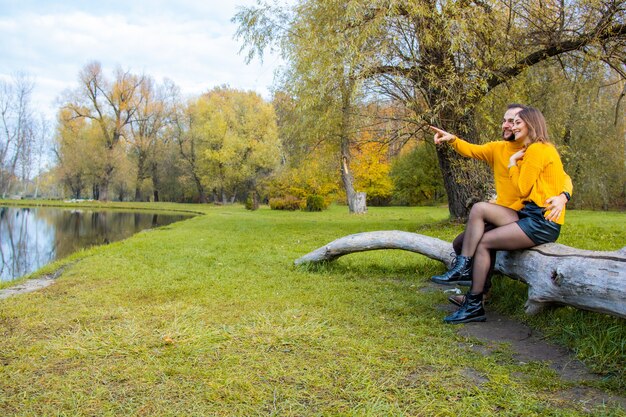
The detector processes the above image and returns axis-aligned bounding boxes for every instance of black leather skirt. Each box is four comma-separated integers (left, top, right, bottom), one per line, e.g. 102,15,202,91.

516,202,561,245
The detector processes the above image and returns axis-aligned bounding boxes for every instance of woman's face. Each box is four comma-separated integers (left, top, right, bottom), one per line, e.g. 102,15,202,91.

512,116,530,144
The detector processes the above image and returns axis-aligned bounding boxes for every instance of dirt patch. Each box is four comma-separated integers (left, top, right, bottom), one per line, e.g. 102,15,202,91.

459,310,626,411
459,367,490,387
432,284,626,412
457,310,589,379
0,267,67,300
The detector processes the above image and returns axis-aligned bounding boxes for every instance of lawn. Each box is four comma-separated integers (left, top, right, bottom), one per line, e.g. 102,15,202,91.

0,203,624,416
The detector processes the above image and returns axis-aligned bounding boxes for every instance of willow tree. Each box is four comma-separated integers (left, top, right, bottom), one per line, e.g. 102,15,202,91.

55,109,107,199
236,1,383,213
235,0,625,218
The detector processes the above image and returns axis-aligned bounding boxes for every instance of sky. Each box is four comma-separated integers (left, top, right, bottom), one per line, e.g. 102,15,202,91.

0,0,286,119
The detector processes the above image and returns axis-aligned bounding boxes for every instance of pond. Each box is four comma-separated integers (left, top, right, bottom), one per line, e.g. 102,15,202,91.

0,206,194,282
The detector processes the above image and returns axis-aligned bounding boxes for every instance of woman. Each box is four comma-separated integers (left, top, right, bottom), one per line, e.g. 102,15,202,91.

433,107,568,324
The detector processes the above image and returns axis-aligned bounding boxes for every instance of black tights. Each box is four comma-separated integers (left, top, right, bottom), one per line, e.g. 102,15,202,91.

458,203,536,294
452,225,497,285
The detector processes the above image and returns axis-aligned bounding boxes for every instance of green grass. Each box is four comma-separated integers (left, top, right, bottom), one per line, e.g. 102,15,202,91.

0,203,624,416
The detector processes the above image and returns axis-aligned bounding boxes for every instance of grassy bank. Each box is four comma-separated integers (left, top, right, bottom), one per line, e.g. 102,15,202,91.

0,198,208,215
0,203,624,415
0,200,205,290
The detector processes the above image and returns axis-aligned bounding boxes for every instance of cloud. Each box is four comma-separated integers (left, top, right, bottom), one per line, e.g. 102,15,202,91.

0,1,284,119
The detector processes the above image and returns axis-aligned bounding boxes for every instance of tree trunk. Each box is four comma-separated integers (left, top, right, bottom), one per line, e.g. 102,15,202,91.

99,180,109,202
252,191,259,210
191,173,207,203
341,155,367,214
353,192,367,213
134,152,146,201
134,185,142,201
150,161,160,202
294,231,626,319
98,163,114,202
434,108,493,220
338,75,366,214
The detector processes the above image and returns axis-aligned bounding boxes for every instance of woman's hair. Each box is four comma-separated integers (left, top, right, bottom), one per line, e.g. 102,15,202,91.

517,107,550,144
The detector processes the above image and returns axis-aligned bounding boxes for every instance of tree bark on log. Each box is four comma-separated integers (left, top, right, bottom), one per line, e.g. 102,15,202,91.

294,231,626,319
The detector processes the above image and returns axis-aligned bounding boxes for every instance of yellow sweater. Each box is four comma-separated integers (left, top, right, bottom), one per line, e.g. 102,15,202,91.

508,142,567,224
450,138,572,211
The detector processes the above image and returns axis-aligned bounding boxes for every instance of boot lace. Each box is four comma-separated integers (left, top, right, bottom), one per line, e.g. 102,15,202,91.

448,252,457,268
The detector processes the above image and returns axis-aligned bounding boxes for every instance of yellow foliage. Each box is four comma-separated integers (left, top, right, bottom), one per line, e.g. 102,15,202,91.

351,139,393,203
268,143,340,200
187,86,282,196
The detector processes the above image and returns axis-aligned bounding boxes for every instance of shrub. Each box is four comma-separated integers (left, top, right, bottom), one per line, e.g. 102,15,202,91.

390,143,447,205
245,193,259,211
269,195,303,211
304,194,327,212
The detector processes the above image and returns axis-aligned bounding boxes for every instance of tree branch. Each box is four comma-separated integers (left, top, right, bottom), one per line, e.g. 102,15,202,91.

488,23,626,89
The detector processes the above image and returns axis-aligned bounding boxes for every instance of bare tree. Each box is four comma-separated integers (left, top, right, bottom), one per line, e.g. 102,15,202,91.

0,73,38,198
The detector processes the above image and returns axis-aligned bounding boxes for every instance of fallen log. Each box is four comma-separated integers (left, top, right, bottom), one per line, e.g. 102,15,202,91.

294,231,626,319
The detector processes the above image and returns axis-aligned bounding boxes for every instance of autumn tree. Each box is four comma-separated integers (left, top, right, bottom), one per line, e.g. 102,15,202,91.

269,91,340,202
235,0,625,218
271,90,421,207
351,138,393,206
54,109,106,199
61,62,145,201
151,139,190,202
127,77,177,202
189,87,281,204
267,141,340,204
169,97,210,203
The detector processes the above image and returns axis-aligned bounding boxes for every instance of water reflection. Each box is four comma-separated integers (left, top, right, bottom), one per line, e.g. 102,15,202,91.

0,206,192,282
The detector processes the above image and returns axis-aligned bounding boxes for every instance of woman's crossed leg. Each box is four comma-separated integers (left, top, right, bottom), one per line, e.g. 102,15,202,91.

469,222,535,294
459,202,536,293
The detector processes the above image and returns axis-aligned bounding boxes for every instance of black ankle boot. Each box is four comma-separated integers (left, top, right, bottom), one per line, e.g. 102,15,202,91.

444,292,486,324
431,255,472,286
